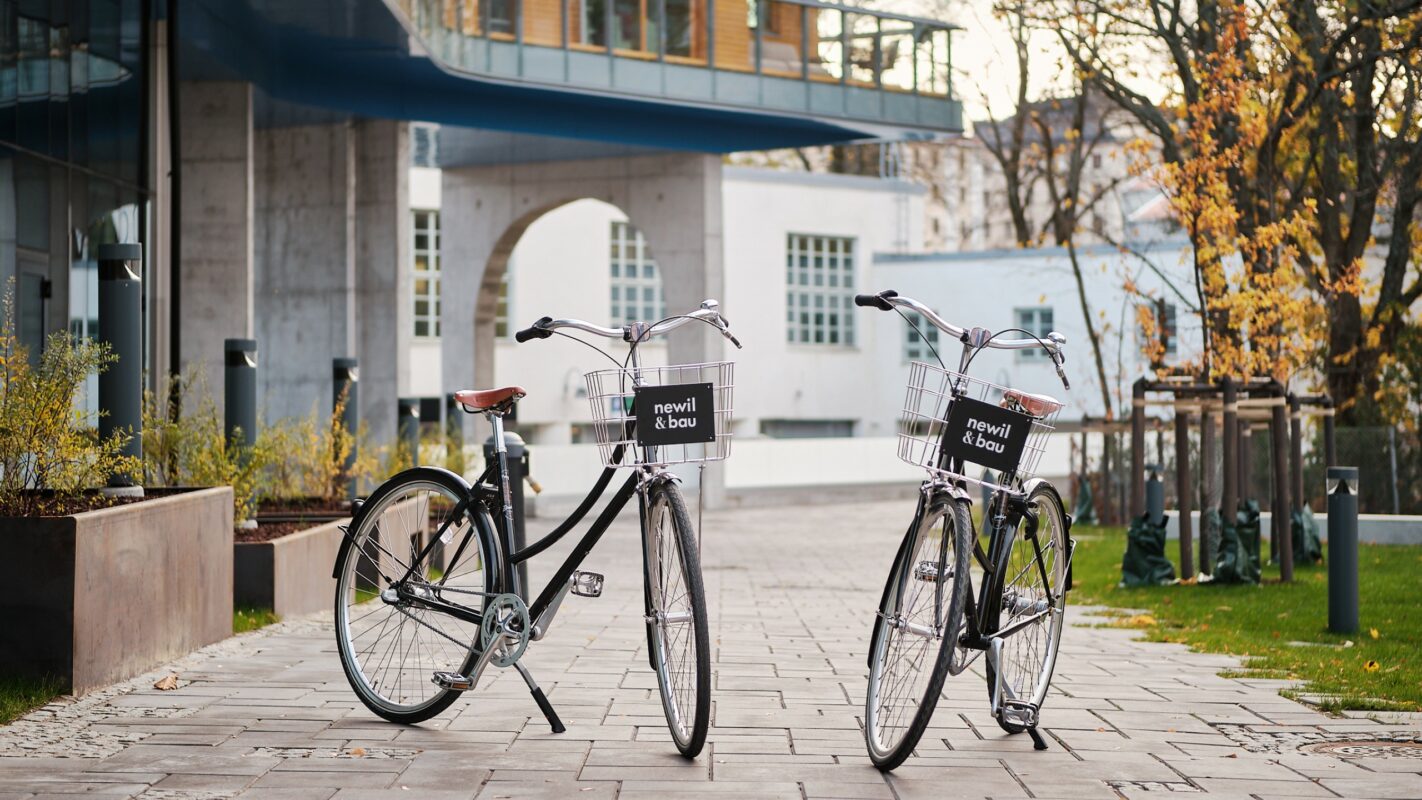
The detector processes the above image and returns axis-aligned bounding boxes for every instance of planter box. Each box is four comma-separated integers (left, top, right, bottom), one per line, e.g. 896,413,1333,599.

234,518,348,619
0,487,234,695
234,496,430,620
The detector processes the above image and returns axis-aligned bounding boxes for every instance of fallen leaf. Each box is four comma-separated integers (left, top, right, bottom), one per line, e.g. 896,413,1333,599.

1369,628,1379,640
349,747,367,757
152,674,179,691
1363,660,1380,673
1226,753,1239,758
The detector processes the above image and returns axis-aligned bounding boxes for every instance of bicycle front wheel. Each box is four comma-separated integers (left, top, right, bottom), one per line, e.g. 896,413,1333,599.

334,467,497,724
985,481,1069,733
643,482,711,757
864,494,971,770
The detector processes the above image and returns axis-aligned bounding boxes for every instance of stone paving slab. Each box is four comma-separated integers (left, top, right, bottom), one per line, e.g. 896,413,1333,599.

2,500,1420,798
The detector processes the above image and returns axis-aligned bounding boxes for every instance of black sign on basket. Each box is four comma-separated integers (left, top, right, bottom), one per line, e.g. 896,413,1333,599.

634,382,716,447
939,395,1033,474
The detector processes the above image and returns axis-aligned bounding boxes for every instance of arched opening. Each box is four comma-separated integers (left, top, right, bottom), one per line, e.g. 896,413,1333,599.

474,198,669,447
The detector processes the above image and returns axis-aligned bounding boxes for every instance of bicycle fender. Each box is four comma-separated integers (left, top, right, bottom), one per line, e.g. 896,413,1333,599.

331,466,482,580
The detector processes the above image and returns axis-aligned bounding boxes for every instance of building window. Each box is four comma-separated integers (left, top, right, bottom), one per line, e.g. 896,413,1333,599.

609,221,665,325
1141,300,1178,357
786,234,855,346
411,123,439,168
413,210,441,338
760,419,855,438
1014,307,1054,360
904,311,940,362
494,265,512,339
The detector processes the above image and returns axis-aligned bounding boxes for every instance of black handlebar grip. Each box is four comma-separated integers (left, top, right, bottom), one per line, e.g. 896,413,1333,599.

854,290,897,311
515,316,555,343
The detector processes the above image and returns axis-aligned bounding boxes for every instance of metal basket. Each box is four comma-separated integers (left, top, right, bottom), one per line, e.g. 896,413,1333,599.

898,361,1060,491
583,361,734,468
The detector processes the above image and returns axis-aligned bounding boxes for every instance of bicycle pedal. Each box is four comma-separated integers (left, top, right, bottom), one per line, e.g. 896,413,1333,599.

914,560,954,583
1001,699,1040,729
570,571,604,598
431,671,473,691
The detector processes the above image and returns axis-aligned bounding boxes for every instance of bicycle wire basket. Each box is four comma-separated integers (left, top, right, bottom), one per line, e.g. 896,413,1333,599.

898,361,1061,492
583,361,735,468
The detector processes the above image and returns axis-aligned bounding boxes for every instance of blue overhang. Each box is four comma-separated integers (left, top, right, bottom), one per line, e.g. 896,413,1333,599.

179,0,908,161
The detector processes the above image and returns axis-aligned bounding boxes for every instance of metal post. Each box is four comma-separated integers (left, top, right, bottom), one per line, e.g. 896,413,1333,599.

1239,422,1253,505
1221,378,1238,527
333,358,360,499
1175,408,1194,578
485,431,530,592
1130,379,1146,519
1327,466,1359,634
97,243,143,492
224,338,258,449
1200,406,1215,574
1271,391,1293,581
445,393,466,472
398,398,421,466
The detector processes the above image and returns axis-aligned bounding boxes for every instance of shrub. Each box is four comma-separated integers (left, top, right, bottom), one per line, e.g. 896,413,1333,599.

262,391,378,505
142,372,278,524
0,287,139,517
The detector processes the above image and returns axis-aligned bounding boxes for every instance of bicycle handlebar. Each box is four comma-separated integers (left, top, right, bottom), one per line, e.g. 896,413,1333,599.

856,289,1070,391
516,300,741,349
855,289,1065,354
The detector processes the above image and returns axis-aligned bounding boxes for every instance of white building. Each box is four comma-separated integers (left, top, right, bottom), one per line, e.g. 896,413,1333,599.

403,162,1194,501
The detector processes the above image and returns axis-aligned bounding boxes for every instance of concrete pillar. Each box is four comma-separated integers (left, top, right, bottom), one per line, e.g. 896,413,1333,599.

354,120,411,450
254,122,357,423
178,81,254,404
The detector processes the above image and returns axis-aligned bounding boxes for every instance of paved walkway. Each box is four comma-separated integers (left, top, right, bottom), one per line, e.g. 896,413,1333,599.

3,500,1421,800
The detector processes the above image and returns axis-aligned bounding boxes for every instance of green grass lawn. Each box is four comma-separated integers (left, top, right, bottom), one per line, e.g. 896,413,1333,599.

1069,525,1422,711
0,674,65,725
233,606,281,634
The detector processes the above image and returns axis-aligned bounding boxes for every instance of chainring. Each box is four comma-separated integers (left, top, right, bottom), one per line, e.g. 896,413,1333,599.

480,592,531,668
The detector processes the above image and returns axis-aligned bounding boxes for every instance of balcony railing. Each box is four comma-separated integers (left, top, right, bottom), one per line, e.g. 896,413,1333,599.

388,0,960,130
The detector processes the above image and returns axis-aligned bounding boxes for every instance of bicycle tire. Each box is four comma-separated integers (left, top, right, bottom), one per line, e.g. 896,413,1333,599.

864,492,971,770
334,467,499,724
984,480,1069,734
643,482,711,757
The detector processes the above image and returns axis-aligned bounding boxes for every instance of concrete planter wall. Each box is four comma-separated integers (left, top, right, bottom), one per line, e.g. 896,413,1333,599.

234,518,348,619
0,487,235,695
235,496,429,620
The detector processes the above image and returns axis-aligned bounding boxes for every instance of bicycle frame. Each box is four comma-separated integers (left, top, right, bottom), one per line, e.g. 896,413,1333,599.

410,338,670,644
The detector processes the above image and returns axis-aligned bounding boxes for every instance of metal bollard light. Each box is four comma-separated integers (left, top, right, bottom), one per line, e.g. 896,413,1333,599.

224,339,258,448
485,431,530,593
1327,467,1359,634
97,243,143,491
398,398,421,465
333,358,360,499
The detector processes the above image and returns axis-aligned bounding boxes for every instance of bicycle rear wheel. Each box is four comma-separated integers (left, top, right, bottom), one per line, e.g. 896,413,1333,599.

643,482,711,757
984,481,1069,733
864,493,971,770
334,467,497,724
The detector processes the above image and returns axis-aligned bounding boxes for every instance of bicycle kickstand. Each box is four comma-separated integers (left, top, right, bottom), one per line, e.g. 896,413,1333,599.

1026,727,1048,751
513,662,566,733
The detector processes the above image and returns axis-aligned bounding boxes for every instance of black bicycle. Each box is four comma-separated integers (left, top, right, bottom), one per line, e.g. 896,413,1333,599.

332,300,739,758
854,290,1075,770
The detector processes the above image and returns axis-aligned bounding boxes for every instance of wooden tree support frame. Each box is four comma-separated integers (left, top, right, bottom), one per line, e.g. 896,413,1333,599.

1112,376,1336,583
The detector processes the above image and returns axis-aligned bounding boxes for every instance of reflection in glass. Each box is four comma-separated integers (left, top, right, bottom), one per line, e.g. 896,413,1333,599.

615,0,640,50
816,9,843,80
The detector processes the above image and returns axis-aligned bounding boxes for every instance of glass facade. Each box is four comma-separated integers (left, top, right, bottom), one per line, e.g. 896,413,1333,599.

1,0,150,379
